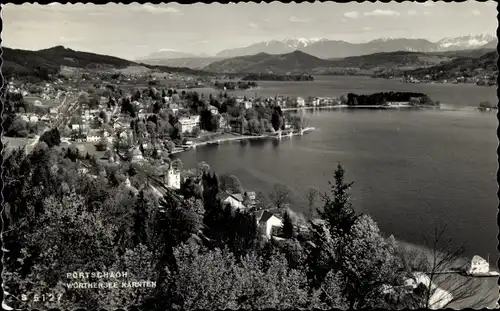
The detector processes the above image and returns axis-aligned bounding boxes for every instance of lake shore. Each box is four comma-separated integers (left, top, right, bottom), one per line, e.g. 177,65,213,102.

281,104,439,112
170,127,316,155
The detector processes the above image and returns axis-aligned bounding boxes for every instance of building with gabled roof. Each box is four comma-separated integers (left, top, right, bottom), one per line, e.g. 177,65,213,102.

254,210,283,239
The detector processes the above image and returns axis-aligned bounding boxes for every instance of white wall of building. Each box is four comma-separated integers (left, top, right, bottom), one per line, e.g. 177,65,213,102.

167,169,181,189
264,216,283,239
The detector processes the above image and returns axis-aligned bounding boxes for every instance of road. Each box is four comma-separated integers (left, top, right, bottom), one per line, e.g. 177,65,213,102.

25,94,79,154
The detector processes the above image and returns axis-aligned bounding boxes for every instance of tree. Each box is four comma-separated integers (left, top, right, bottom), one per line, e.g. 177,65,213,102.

282,211,294,239
218,174,243,194
336,214,401,309
95,136,108,152
165,141,176,153
165,244,319,311
269,183,292,210
3,192,119,310
171,158,183,171
6,116,29,137
197,161,210,177
271,107,283,131
191,126,201,137
317,164,356,234
39,128,61,148
305,186,319,221
254,191,270,211
479,101,494,109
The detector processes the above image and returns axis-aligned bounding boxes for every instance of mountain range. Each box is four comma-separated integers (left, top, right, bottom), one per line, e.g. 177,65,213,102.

139,34,497,69
215,34,496,59
3,43,497,83
1,45,211,81
202,50,465,75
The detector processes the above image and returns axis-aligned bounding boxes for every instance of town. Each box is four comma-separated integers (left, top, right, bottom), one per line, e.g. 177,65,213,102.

4,69,348,160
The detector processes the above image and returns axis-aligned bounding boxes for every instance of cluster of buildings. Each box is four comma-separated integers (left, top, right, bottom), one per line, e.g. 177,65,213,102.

403,73,497,86
219,190,285,239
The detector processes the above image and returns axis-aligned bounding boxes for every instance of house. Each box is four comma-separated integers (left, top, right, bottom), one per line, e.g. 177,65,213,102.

129,146,144,163
119,129,133,141
113,121,126,130
222,192,246,210
296,97,305,107
178,115,200,134
138,110,147,119
218,115,230,130
166,168,181,190
122,177,139,196
466,255,490,275
78,167,89,175
244,191,256,201
86,130,101,143
28,115,39,123
49,108,58,115
254,210,283,239
244,191,256,207
243,101,253,110
386,101,410,107
208,105,219,115
71,123,89,132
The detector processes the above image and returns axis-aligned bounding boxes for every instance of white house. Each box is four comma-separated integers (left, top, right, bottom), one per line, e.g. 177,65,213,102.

178,115,200,134
19,114,30,122
28,115,39,123
296,97,305,107
466,255,490,275
222,192,246,210
166,168,181,190
254,210,283,239
86,130,101,142
49,108,58,115
243,101,253,110
208,105,219,115
72,123,88,132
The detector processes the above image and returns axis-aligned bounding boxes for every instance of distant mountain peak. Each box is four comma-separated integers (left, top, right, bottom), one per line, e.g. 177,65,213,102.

436,34,496,50
215,33,496,59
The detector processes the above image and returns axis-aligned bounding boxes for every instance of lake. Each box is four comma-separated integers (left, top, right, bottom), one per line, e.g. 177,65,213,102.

187,75,497,109
175,76,498,266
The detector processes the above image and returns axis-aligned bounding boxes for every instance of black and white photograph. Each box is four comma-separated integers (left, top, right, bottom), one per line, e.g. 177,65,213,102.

1,1,499,309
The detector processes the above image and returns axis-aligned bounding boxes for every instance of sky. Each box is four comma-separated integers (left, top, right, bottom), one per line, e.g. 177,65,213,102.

3,1,497,60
